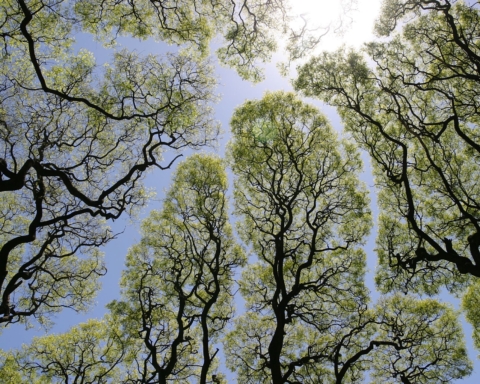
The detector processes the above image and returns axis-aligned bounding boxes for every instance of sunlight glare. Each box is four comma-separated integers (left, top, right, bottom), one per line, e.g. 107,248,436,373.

290,0,383,51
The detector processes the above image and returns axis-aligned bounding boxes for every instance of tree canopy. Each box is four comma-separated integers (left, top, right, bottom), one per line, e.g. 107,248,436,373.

1,0,480,382
0,92,472,383
0,0,356,329
107,153,245,383
0,0,224,326
225,91,372,382
0,318,126,383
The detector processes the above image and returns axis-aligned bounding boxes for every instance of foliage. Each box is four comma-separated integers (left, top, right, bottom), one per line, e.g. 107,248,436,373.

0,318,126,383
107,154,245,384
72,0,289,82
294,0,480,369
0,95,473,382
2,0,344,84
295,0,480,334
0,0,360,331
1,0,477,382
225,91,372,382
369,294,471,384
0,0,221,326
462,279,480,354
222,91,471,382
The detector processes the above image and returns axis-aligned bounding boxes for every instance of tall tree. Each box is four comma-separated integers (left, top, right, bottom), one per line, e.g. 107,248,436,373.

107,154,245,384
223,91,471,383
224,91,371,382
295,0,480,348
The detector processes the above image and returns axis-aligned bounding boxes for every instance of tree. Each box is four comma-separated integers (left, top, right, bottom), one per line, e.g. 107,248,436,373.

296,1,480,360
2,0,476,380
223,91,471,383
107,153,245,384
224,91,371,382
327,293,471,384
294,0,480,347
367,294,471,384
0,318,126,383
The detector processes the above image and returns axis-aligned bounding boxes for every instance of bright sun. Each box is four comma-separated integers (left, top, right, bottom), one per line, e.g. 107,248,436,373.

290,0,383,51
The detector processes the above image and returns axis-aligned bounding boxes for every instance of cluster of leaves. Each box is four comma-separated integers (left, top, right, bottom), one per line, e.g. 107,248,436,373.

0,318,126,383
225,91,372,382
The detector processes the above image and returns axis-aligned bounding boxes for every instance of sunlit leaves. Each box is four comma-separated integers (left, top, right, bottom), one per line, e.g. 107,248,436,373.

371,295,472,383
0,0,219,325
462,279,480,354
0,318,126,383
294,1,480,288
294,0,480,360
108,154,245,382
226,91,372,382
36,0,316,82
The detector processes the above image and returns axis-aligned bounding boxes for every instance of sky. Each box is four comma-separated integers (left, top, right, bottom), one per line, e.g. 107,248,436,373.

1,0,479,382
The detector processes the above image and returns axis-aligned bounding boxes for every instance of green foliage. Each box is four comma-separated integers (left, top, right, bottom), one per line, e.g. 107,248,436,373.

462,279,480,354
0,318,126,383
226,91,373,382
293,6,480,375
1,94,473,382
371,294,472,383
224,91,471,382
3,0,346,83
107,154,245,383
6,0,326,83
0,351,24,384
295,0,480,324
1,1,477,382
0,0,219,326
0,0,349,328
